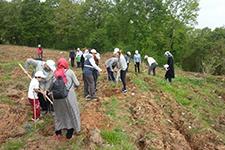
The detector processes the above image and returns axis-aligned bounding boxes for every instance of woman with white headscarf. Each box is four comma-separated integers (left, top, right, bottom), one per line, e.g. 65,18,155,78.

164,51,175,82
133,50,141,73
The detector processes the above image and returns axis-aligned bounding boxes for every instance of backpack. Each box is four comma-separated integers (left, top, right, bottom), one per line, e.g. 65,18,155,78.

51,76,72,100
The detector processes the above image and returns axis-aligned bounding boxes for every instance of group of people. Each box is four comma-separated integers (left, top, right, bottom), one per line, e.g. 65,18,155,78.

25,44,175,140
26,53,80,140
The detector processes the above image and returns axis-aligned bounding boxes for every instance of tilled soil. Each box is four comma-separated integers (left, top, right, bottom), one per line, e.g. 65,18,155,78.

0,45,224,149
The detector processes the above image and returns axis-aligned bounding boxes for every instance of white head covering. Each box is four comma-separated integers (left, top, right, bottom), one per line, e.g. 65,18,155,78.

113,48,120,54
45,60,56,71
144,55,148,59
35,71,46,78
77,48,80,51
90,49,97,54
135,50,139,54
127,51,131,56
164,51,173,57
38,44,41,48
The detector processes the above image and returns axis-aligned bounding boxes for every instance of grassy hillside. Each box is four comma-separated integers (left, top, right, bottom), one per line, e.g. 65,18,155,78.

0,45,225,150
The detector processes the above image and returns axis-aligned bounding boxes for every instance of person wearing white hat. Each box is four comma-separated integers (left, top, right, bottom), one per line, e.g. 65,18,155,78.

90,49,101,91
164,51,175,82
144,55,158,76
113,48,128,93
124,51,131,72
37,44,43,60
76,48,83,68
83,49,102,100
24,58,56,114
28,71,46,121
133,50,141,73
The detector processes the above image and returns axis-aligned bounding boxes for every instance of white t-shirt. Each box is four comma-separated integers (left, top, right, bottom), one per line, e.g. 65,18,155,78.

28,78,39,99
147,57,157,66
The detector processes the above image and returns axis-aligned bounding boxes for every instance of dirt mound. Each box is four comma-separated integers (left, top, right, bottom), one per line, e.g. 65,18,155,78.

0,104,27,143
81,101,111,131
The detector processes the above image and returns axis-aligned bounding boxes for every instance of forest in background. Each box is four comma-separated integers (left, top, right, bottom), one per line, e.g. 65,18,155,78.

0,0,225,75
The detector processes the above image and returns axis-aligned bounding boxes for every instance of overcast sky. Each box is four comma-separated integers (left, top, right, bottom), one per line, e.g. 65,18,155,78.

196,0,225,29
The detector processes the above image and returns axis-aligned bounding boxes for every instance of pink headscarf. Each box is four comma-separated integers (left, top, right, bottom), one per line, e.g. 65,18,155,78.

54,58,69,83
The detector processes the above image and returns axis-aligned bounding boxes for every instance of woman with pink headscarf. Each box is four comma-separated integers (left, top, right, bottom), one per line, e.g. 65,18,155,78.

52,58,80,140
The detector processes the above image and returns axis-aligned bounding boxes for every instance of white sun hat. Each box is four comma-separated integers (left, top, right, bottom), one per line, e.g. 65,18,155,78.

113,48,120,54
91,49,97,54
45,60,56,71
35,71,46,78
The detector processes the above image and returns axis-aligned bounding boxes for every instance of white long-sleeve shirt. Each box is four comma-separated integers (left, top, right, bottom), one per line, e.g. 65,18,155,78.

118,54,127,71
147,57,157,66
28,78,39,99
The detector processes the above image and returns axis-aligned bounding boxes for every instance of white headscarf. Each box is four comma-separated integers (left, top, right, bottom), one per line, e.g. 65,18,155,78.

164,51,173,57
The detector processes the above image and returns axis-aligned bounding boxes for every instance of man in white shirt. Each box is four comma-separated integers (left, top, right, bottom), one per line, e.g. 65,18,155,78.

144,55,158,76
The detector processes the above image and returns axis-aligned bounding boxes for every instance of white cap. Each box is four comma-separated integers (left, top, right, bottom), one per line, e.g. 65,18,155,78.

35,71,46,78
90,49,97,54
38,44,41,48
77,48,80,51
127,51,131,55
45,60,56,71
144,55,148,59
135,50,139,54
113,48,120,54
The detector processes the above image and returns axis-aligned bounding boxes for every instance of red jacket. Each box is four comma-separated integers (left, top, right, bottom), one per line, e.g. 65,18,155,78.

37,48,43,54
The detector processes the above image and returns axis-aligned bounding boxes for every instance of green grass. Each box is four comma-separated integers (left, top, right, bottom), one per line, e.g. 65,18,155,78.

100,128,136,150
103,97,119,119
149,71,225,141
0,95,17,105
1,139,25,150
132,76,149,92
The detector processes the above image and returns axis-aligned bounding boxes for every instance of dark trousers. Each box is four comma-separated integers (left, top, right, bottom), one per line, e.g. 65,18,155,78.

107,67,115,82
77,62,81,68
120,70,127,90
93,70,99,90
70,57,75,67
135,62,140,73
165,77,172,83
38,92,53,112
148,63,157,76
55,128,74,139
126,63,129,72
83,74,95,97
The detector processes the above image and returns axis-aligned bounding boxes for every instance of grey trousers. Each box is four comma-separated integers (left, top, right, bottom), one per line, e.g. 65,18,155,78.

83,74,95,97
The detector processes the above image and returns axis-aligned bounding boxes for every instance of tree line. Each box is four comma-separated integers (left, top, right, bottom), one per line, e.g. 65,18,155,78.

0,0,225,75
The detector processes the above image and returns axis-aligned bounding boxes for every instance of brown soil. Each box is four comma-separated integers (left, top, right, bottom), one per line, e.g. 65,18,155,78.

0,45,224,149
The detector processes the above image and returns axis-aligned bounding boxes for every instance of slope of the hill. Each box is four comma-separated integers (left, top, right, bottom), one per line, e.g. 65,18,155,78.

0,45,225,150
